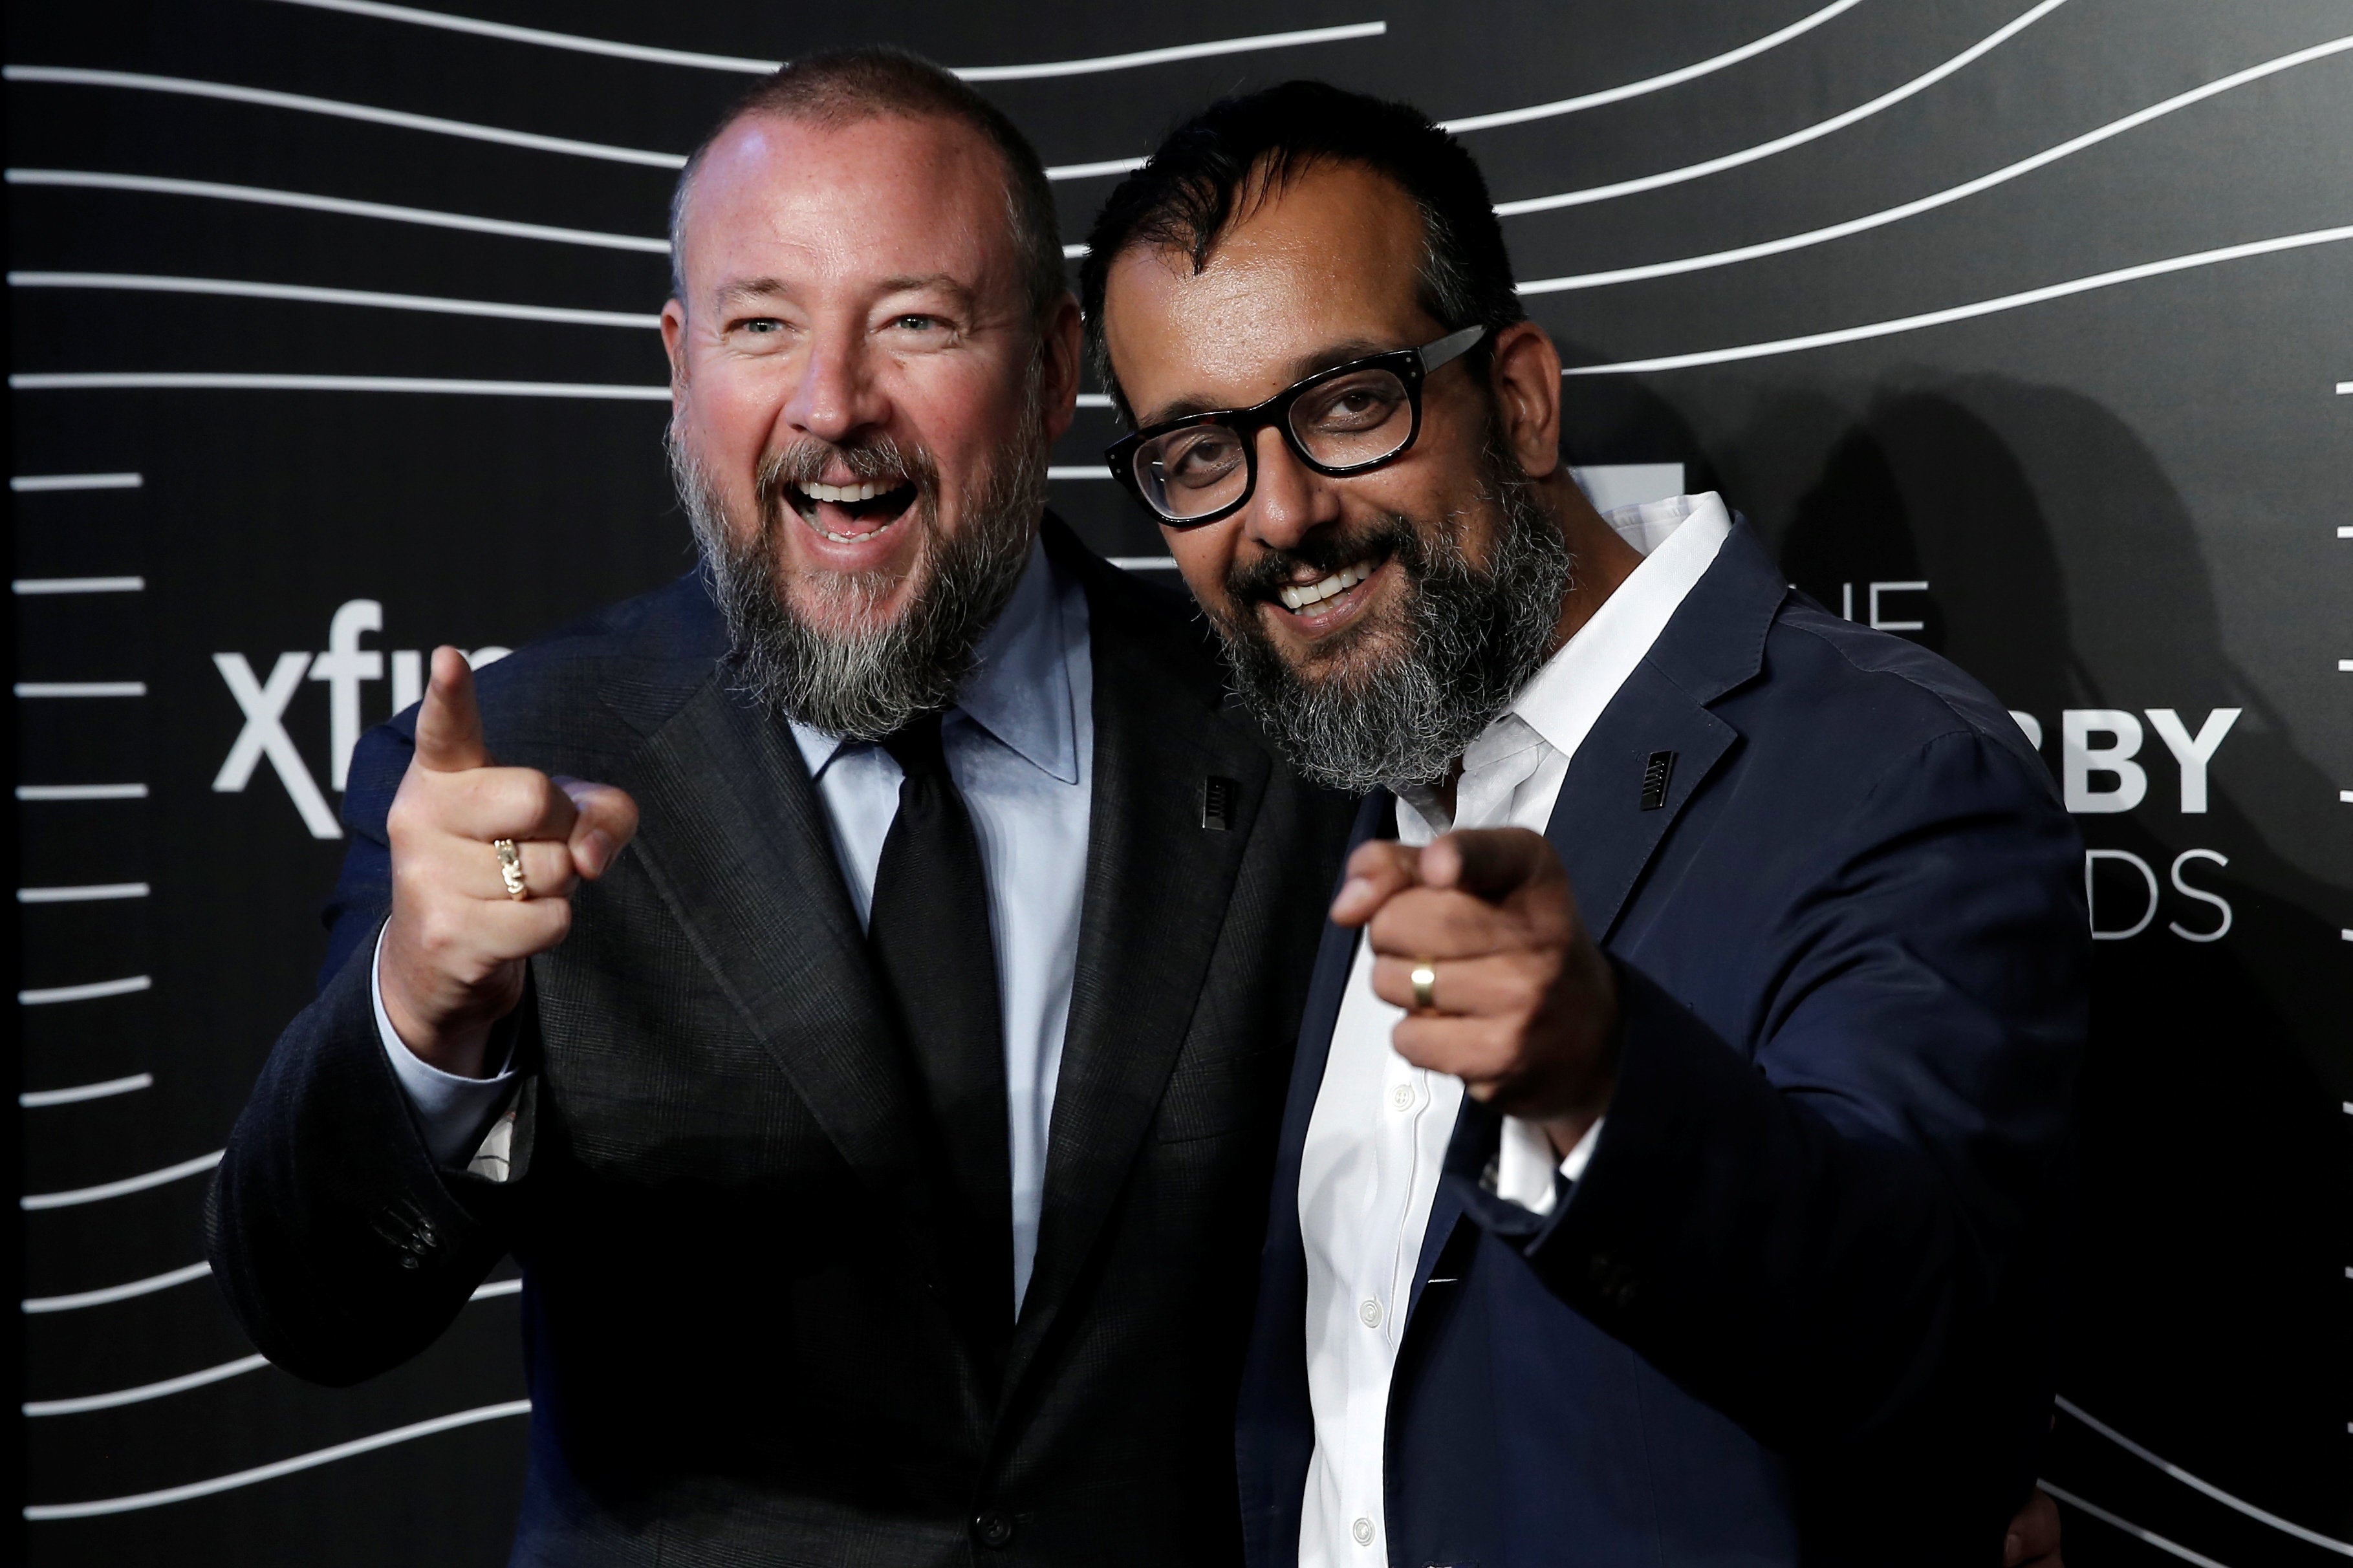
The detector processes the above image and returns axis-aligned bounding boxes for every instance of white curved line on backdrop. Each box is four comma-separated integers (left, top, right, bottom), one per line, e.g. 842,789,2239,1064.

2055,1396,2353,1555
2035,1482,2231,1568
2,66,686,169
10,372,671,399
21,1278,518,1410
10,271,660,328
22,1398,534,1520
17,879,151,896
19,1073,154,1108
5,169,671,253
24,1353,270,1417
10,371,1122,413
957,21,1388,82
1559,223,2353,376
21,1148,222,1210
1520,33,2353,294
10,472,142,491
23,1262,512,1316
16,782,149,800
18,972,151,1004
5,63,1151,182
1495,0,2072,216
264,0,1385,83
1047,157,1147,182
23,1258,208,1313
1441,0,1867,133
14,580,144,597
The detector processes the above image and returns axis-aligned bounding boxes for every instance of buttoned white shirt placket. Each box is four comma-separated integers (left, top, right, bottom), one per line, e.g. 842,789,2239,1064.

1294,493,1735,1566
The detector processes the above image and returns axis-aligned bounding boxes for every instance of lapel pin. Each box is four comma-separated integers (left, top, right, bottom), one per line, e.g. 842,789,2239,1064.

1640,751,1676,811
1201,776,1239,831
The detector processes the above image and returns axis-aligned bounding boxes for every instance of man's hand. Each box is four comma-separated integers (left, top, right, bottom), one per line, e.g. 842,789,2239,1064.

378,647,639,1079
2004,1487,2063,1567
1337,827,1618,1149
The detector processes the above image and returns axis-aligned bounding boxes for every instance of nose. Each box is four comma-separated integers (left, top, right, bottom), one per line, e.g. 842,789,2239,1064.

779,323,890,447
1241,424,1342,554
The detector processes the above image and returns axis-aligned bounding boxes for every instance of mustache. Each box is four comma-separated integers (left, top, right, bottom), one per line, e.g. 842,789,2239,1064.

756,434,941,511
1222,513,1428,607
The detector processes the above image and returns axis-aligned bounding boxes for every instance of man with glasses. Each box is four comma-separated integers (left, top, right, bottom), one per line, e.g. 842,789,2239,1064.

1083,83,2082,1566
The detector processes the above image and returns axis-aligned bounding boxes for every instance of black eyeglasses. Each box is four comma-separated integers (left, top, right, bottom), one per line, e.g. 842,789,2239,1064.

1104,325,1486,528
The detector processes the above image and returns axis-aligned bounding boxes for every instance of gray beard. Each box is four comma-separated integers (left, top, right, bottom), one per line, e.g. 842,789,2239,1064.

670,395,1047,742
1209,441,1572,795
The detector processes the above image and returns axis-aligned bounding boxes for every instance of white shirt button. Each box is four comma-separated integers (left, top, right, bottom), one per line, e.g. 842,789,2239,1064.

1389,1082,1416,1112
1358,1298,1383,1328
1351,1517,1374,1546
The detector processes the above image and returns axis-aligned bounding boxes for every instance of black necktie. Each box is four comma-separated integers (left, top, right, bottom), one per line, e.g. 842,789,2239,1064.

867,711,1014,1339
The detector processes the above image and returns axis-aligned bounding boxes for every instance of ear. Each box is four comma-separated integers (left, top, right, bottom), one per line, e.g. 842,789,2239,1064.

660,297,690,398
1486,320,1565,480
1037,293,1085,444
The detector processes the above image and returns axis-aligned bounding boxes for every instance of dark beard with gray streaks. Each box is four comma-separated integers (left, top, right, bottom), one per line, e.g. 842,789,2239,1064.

669,394,1046,741
1206,438,1572,794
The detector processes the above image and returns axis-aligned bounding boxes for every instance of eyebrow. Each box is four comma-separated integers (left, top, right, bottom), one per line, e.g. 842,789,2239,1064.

711,276,793,312
875,272,980,310
1136,336,1405,427
707,273,982,315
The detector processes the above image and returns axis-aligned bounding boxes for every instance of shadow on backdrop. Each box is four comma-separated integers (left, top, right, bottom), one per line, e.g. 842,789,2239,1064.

1565,363,2350,1560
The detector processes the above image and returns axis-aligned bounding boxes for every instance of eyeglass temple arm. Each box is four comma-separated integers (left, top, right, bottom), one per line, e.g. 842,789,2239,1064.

1419,324,1487,373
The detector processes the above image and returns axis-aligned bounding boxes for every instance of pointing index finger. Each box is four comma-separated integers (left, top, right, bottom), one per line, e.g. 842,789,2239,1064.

1420,828,1557,903
1330,839,1422,928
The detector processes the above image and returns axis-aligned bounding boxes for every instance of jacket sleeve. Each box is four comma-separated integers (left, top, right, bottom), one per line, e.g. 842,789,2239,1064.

204,718,526,1386
1503,727,2087,1453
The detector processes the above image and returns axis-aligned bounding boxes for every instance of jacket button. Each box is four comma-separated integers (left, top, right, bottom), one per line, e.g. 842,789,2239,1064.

973,1509,1015,1549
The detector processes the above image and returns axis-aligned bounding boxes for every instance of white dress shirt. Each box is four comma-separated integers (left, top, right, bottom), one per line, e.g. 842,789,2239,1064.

1295,493,1733,1567
377,535,1094,1314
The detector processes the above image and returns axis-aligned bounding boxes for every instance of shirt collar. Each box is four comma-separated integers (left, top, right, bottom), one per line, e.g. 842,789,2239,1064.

788,534,1081,784
1506,490,1735,762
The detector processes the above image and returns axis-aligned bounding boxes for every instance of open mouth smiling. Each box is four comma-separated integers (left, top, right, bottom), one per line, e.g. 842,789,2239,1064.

786,477,920,543
1267,548,1394,626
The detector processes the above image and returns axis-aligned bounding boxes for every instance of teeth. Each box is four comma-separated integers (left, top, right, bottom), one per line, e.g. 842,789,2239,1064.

1277,560,1374,612
803,479,900,504
810,514,900,545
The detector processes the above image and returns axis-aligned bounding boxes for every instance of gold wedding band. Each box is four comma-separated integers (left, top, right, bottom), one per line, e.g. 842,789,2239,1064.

1409,960,1438,1013
492,838,529,901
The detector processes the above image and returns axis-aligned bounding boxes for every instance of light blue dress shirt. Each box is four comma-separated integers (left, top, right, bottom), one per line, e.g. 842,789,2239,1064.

378,535,1095,1314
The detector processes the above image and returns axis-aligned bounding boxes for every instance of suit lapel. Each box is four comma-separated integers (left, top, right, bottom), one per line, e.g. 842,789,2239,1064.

1002,532,1270,1397
1416,522,1786,1315
1543,666,1738,943
1542,522,1784,942
618,675,946,1256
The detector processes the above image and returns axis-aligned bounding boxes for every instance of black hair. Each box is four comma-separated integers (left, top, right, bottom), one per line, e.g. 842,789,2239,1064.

669,47,1064,320
1078,80,1524,420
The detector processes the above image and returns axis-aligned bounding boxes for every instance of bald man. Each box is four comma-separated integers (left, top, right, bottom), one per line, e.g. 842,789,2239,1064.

210,49,1351,1567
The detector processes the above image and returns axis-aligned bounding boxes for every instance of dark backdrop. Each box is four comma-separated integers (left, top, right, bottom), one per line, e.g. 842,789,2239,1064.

10,2,2349,1562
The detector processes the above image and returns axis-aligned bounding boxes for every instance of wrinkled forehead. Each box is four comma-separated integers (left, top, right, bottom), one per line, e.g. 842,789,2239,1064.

1102,161,1437,420
677,110,1020,310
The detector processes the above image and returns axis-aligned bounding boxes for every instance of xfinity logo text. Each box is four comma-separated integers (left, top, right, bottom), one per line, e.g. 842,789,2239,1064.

213,598,510,839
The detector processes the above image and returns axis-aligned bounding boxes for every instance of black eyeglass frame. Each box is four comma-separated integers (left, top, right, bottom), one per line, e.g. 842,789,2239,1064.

1103,325,1487,528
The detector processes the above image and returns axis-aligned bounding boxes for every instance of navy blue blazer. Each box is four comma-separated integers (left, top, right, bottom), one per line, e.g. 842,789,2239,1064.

1235,523,2087,1568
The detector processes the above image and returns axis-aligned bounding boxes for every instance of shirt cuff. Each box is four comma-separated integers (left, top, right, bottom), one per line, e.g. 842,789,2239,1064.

1491,1115,1606,1216
372,923,517,1166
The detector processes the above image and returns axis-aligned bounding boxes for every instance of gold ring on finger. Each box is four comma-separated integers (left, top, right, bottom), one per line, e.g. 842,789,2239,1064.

1409,960,1438,1013
492,837,530,901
